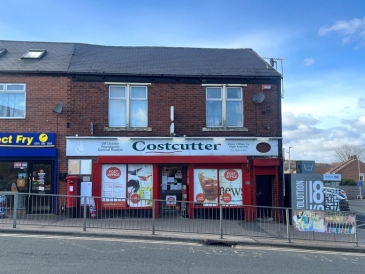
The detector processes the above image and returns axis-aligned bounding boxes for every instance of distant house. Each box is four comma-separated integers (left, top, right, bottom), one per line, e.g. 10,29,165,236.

315,163,332,174
326,157,365,182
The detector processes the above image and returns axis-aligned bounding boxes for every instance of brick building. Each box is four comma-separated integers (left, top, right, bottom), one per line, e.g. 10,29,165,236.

326,157,365,183
0,40,283,218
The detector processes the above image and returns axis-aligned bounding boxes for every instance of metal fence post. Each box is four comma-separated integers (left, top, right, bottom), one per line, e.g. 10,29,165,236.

152,200,155,235
285,208,291,243
355,215,358,247
13,193,18,228
83,197,87,232
220,202,223,239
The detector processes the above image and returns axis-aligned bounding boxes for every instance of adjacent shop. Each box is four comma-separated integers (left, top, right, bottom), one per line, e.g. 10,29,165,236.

0,132,58,214
66,136,280,218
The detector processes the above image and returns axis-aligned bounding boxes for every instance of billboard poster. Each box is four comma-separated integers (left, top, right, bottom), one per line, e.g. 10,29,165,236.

292,210,356,234
290,174,325,210
101,164,127,208
219,169,242,205
194,169,218,206
127,164,153,207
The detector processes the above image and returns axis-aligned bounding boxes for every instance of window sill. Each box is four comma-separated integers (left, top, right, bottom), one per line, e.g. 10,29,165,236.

202,127,248,132
104,127,152,132
0,117,25,119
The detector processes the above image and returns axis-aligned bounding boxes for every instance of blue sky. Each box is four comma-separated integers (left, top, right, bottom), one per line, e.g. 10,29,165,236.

1,0,365,163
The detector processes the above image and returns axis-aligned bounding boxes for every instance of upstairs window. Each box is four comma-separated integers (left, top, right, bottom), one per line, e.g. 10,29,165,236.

0,84,26,118
109,85,148,127
206,86,243,128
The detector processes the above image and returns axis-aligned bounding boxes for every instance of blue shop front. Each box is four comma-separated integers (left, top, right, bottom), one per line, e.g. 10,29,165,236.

0,132,58,214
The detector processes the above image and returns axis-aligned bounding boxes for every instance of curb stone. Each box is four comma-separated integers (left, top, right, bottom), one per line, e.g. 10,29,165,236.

0,227,364,254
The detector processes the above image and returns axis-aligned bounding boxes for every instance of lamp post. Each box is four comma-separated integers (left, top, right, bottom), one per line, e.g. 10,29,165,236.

358,157,363,199
288,147,293,173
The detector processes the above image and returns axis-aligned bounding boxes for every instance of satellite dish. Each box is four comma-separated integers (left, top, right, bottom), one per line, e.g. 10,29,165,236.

252,93,265,104
53,103,63,114
270,58,275,67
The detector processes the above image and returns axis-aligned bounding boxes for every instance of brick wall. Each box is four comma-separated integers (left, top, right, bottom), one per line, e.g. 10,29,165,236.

341,186,365,200
1,75,281,195
0,75,71,186
68,81,279,138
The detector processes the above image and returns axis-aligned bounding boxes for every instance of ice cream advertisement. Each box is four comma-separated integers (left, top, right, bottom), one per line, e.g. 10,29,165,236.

219,169,242,205
194,169,218,206
127,164,153,207
101,164,127,208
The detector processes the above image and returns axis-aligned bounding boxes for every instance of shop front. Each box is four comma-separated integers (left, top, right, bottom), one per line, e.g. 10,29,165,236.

0,133,58,214
66,137,280,219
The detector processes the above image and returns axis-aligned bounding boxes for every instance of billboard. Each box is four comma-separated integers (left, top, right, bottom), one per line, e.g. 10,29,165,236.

290,174,345,211
290,174,325,210
292,210,356,234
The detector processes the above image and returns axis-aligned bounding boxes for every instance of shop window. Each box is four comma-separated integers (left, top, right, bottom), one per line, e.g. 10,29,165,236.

193,168,243,206
206,86,243,128
108,85,148,128
0,84,26,118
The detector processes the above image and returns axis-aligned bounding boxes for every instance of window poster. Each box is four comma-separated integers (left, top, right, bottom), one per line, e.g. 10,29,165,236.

68,159,80,175
194,169,218,206
101,164,127,208
219,169,243,205
127,164,153,207
166,195,177,206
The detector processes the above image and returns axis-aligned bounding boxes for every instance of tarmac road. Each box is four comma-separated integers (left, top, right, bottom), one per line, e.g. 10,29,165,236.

1,233,365,274
348,199,365,229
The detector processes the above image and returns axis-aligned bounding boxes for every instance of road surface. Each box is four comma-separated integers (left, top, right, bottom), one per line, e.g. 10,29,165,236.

0,233,364,274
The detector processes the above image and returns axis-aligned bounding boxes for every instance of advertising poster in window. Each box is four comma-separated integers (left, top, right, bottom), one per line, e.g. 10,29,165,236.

219,169,242,205
101,164,127,208
127,164,153,207
166,195,177,206
194,169,218,206
292,210,356,234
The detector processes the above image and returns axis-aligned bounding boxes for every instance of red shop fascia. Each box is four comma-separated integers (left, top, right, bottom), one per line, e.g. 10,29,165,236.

66,137,280,218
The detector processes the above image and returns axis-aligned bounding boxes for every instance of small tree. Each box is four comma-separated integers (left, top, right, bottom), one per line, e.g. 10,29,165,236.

340,177,357,186
334,144,365,162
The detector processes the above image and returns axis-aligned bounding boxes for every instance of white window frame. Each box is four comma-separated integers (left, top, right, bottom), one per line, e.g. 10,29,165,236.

108,84,148,128
205,85,243,128
0,83,26,119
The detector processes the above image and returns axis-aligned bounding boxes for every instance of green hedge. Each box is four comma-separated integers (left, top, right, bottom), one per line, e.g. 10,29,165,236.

340,177,357,186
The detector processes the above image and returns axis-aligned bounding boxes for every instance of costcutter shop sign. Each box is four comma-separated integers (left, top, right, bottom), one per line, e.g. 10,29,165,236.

66,137,279,156
0,133,56,147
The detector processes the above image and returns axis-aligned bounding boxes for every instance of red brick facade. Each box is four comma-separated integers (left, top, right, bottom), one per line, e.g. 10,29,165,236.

0,75,282,204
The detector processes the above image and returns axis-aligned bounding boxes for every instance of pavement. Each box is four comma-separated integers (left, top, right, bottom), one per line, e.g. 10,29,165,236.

0,199,364,253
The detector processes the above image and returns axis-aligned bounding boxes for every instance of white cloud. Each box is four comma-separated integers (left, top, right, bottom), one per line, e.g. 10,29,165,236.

282,68,365,163
282,112,365,163
303,57,314,66
358,98,365,108
318,17,365,47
